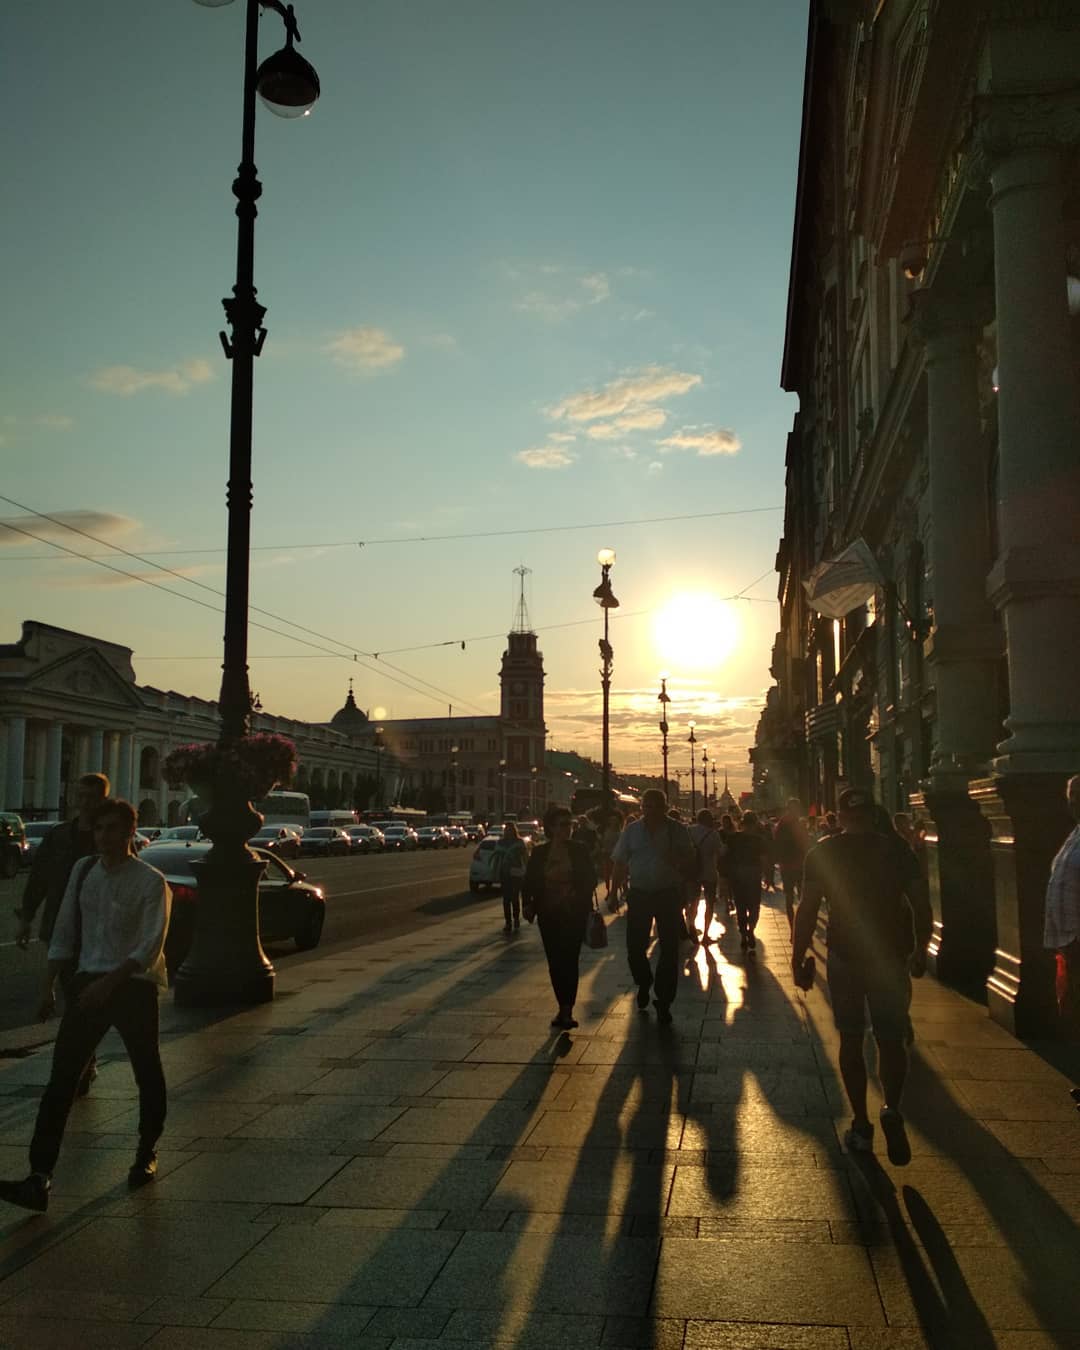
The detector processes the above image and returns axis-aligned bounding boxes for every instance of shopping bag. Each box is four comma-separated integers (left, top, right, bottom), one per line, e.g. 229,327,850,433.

587,906,608,949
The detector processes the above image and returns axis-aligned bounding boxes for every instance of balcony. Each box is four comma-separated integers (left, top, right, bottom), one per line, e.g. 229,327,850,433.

805,702,840,741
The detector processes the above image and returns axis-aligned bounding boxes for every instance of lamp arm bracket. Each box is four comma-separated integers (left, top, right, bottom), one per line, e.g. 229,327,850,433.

260,0,301,45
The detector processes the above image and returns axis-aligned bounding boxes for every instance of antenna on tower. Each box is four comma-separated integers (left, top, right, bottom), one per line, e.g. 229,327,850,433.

512,564,533,633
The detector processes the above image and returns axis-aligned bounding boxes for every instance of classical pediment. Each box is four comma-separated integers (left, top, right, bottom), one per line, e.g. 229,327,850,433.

24,646,143,709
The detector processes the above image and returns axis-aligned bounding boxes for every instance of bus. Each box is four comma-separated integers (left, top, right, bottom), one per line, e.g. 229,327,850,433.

178,789,311,829
361,806,426,828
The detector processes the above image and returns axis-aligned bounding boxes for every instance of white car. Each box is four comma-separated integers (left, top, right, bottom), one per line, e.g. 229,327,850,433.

469,836,502,892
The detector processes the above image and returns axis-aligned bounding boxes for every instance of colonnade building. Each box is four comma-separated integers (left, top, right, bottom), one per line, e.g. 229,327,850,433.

752,0,1080,1037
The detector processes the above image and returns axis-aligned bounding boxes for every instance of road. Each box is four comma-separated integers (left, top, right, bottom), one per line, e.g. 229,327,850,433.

0,846,494,1041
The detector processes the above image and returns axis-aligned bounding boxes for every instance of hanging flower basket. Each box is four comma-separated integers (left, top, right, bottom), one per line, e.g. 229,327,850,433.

164,734,296,802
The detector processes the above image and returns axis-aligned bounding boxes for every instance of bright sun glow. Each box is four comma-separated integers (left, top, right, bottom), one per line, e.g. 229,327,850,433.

654,591,740,672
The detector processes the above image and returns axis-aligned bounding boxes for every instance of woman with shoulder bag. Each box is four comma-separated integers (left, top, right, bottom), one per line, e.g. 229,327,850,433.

494,822,529,932
522,806,597,1029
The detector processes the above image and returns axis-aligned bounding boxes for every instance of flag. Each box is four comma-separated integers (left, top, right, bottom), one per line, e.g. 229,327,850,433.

803,538,884,619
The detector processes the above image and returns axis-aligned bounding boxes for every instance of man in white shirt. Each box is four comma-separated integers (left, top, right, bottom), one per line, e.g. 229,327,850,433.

0,798,171,1213
611,789,695,1024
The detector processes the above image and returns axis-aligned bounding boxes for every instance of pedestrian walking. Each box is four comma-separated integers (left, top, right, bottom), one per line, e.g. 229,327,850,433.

773,798,809,933
1044,774,1080,1046
599,810,623,907
726,811,769,951
792,787,931,1166
610,789,695,1024
687,809,723,943
493,822,529,932
0,798,172,1213
13,771,111,1096
522,806,597,1030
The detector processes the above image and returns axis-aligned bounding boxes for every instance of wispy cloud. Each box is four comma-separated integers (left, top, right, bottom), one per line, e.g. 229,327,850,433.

89,358,215,397
420,332,459,352
659,426,742,457
36,414,75,431
550,365,701,424
0,510,139,549
585,407,668,440
647,461,664,476
516,446,577,470
325,327,405,373
43,561,218,591
509,264,613,322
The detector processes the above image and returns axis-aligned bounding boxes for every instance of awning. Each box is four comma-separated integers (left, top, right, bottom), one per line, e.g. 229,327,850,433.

803,538,884,619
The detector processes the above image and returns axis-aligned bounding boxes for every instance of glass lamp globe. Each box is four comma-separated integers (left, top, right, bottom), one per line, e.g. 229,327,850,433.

256,45,320,117
597,548,616,567
192,0,236,7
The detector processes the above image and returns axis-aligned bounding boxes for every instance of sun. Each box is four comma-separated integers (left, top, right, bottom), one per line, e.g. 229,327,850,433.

654,591,740,672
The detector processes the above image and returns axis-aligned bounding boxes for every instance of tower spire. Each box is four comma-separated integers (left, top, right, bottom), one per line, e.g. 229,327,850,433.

512,564,533,634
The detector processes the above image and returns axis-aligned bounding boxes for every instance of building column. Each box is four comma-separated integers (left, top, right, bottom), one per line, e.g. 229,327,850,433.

974,99,1080,1035
5,717,27,812
909,286,1002,988
105,732,121,792
31,726,48,813
44,723,63,820
116,732,135,800
88,728,105,777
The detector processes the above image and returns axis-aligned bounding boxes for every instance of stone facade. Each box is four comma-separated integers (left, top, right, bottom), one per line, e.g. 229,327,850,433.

754,0,1080,1034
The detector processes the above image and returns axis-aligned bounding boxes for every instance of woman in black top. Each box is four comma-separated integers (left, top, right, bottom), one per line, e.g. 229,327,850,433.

523,806,597,1029
726,811,769,951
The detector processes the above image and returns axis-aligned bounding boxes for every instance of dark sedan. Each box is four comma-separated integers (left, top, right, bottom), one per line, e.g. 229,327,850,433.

139,841,326,972
299,826,352,858
346,825,385,854
251,824,303,860
416,826,450,850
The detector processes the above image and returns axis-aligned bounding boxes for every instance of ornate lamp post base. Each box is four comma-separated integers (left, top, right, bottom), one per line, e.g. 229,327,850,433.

174,853,274,1006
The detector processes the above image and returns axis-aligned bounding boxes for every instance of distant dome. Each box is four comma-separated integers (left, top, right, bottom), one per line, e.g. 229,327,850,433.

329,685,369,732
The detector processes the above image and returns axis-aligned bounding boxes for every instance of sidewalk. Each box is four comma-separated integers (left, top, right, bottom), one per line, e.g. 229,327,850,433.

0,889,1078,1350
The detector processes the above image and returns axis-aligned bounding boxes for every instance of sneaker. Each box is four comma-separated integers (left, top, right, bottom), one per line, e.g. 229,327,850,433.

843,1121,874,1155
636,985,651,1011
128,1147,158,1189
879,1108,912,1166
653,999,673,1025
0,1173,50,1212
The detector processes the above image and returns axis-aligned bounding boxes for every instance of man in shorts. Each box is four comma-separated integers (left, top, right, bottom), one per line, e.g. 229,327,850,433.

792,787,931,1165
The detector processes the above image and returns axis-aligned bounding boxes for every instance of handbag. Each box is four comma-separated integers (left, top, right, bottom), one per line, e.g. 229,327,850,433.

586,897,608,950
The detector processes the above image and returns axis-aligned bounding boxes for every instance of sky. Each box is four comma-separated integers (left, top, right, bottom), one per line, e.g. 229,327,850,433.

1,0,807,790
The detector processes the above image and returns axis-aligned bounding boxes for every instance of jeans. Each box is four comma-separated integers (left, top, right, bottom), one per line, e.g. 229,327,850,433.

625,887,683,1007
538,908,588,1007
731,868,761,937
502,877,522,925
29,974,166,1176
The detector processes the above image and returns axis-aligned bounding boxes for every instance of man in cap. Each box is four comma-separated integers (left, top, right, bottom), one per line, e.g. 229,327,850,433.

792,787,931,1165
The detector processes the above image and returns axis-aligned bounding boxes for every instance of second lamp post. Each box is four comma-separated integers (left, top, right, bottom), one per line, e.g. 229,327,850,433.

594,549,619,808
688,721,698,816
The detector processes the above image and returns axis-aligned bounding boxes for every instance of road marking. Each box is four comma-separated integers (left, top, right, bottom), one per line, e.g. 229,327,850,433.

330,872,466,900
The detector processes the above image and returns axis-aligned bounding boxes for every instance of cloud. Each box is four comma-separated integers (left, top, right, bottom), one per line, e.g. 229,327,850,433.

36,414,74,431
549,432,577,444
509,265,613,322
420,333,459,351
43,562,218,591
516,446,576,470
0,510,139,549
550,365,701,423
89,358,215,396
585,407,669,440
659,425,742,457
647,461,664,476
325,327,405,373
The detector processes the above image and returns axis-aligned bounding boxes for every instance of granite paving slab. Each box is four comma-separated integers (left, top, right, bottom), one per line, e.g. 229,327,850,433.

149,1147,348,1205
226,1100,404,1142
310,1155,508,1210
304,1062,450,1097
484,1158,674,1216
667,1161,862,1222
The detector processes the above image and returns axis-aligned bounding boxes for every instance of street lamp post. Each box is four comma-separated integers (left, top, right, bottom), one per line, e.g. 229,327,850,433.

449,744,459,814
177,0,320,1009
530,764,539,818
658,674,671,801
498,758,507,820
710,761,718,810
701,745,709,809
688,721,698,816
373,726,384,808
594,549,619,808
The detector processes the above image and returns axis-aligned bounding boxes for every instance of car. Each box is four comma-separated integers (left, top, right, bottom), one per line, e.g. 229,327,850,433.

416,826,450,850
0,813,30,879
139,841,326,969
464,825,484,843
139,826,166,842
251,824,303,860
445,826,470,848
469,836,502,892
381,825,418,851
155,825,203,842
299,826,351,858
23,819,61,863
345,825,384,854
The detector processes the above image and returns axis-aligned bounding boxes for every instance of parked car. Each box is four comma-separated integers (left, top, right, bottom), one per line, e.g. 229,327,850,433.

469,836,502,892
464,825,484,843
299,826,352,858
251,824,303,860
139,841,326,970
381,825,418,852
445,826,470,848
0,813,30,879
416,826,450,850
23,819,61,864
139,827,166,842
346,825,384,854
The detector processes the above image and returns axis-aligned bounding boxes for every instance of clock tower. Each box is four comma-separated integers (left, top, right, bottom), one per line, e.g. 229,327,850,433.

499,568,546,813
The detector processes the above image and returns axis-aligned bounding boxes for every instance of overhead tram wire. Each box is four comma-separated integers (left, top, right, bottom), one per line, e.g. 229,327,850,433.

0,506,491,717
0,504,784,562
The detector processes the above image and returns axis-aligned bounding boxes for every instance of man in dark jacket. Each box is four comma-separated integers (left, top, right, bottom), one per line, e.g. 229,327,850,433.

15,772,110,1093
